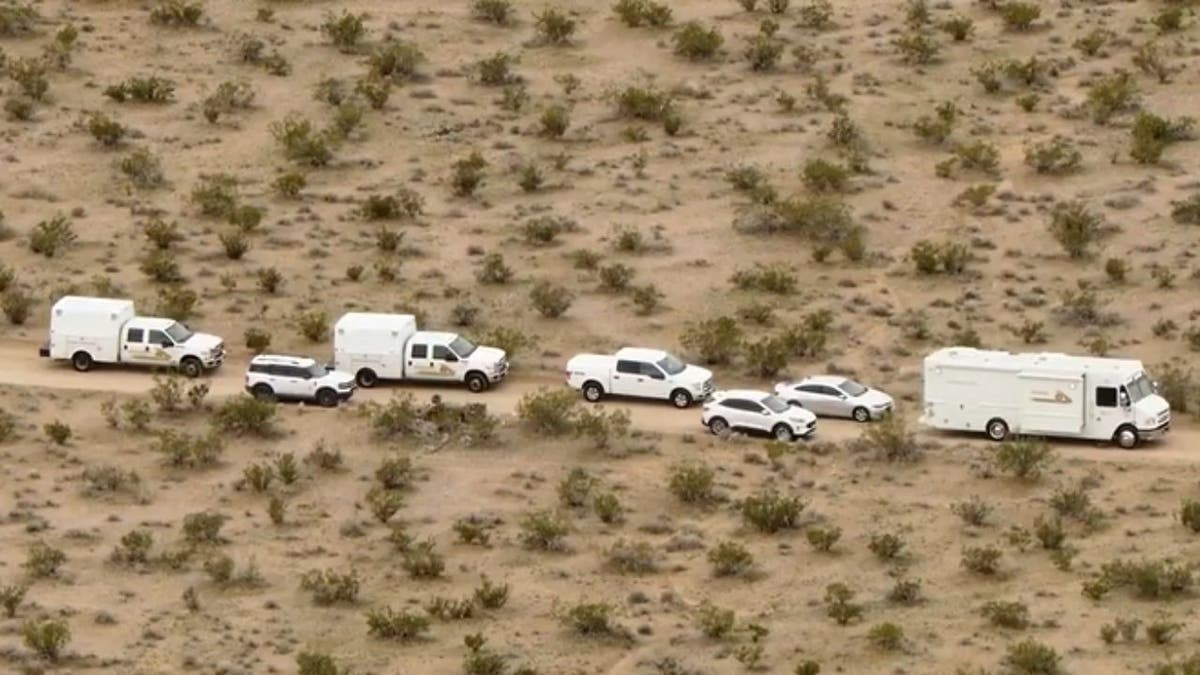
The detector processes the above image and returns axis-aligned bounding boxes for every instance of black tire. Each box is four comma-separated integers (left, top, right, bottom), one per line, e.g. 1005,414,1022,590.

582,381,604,403
465,372,488,393
707,416,729,436
986,418,1009,442
670,388,693,409
772,423,795,442
251,383,275,402
179,357,202,378
356,369,378,388
852,406,870,423
71,351,93,372
315,388,338,408
1114,425,1139,450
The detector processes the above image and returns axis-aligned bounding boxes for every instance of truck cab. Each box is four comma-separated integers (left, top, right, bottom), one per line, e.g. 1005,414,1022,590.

402,331,509,392
117,318,225,376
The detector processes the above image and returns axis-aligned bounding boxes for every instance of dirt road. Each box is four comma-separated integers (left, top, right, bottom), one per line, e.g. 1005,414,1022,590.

0,338,1194,464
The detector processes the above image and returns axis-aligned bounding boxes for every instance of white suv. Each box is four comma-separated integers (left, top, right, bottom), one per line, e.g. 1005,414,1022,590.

245,355,356,407
702,390,817,441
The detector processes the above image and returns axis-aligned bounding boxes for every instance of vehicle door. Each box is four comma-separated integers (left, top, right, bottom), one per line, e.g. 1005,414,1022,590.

611,360,645,397
406,342,434,380
121,326,154,365
638,362,670,398
143,329,178,367
428,344,463,382
1091,384,1128,438
726,398,769,432
816,384,852,417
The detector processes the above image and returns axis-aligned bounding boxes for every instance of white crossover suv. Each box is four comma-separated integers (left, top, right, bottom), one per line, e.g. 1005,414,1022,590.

245,355,356,407
774,375,894,422
701,389,818,441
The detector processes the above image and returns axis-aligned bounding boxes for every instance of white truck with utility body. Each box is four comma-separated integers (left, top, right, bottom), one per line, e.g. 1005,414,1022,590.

39,296,225,377
332,312,508,392
920,347,1171,450
565,347,714,408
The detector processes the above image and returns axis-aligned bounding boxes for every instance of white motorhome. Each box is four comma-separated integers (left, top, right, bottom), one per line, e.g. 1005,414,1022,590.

332,312,508,392
920,347,1171,449
39,296,225,377
565,347,714,408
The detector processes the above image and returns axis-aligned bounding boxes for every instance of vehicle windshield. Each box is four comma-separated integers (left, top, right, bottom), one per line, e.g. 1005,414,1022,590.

307,363,328,378
761,395,790,414
839,379,868,397
1125,373,1154,403
657,353,687,376
165,322,193,343
449,336,477,358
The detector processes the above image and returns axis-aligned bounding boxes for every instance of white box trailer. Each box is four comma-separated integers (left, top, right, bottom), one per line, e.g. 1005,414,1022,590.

920,347,1171,449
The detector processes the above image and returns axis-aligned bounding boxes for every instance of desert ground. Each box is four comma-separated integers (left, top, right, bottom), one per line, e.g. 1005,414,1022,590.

2,0,1200,673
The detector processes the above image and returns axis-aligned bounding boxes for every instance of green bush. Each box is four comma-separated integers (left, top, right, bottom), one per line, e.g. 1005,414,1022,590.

893,31,939,64
806,525,841,552
21,618,70,661
744,336,790,378
519,509,571,551
2,289,33,325
105,75,175,103
1100,558,1193,600
1003,639,1062,675
861,414,920,462
563,602,620,637
999,1,1039,31
451,151,488,197
270,115,333,167
1025,136,1082,175
961,545,1002,575
1087,70,1138,125
529,281,574,318
673,21,722,60
182,511,227,544
0,3,38,37
86,112,126,147
212,395,276,436
301,568,360,605
605,539,658,574
534,7,576,45
951,496,992,527
1130,112,1195,165
1,584,27,617
1181,499,1200,533
25,541,66,577
539,104,570,137
696,602,735,639
993,437,1055,479
680,316,742,365
744,36,784,71
150,0,203,26
402,539,445,578
472,0,514,24
297,652,345,675
613,0,672,27
668,461,715,504
614,85,673,121
708,540,755,577
1049,200,1104,259
739,490,805,533
730,263,796,294
321,10,366,51
8,57,48,100
368,40,424,82
868,623,904,651
824,583,862,625
29,214,76,258
367,607,430,640
940,15,974,41
982,600,1030,629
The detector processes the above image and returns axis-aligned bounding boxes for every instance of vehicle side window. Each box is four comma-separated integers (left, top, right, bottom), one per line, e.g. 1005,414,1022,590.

126,328,144,343
640,363,664,379
721,399,747,411
287,366,312,380
147,330,170,346
821,386,843,397
411,344,428,359
616,360,641,375
432,345,456,361
249,363,267,374
1095,387,1117,408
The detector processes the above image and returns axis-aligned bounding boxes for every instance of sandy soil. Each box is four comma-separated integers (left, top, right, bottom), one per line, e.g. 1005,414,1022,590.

2,0,1199,673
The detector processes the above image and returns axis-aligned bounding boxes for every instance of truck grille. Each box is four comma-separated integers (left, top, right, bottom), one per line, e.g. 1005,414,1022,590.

701,379,714,395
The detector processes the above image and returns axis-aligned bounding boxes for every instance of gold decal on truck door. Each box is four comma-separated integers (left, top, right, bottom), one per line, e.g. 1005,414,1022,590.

1030,390,1072,404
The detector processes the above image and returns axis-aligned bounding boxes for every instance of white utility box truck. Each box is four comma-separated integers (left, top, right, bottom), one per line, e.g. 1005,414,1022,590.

39,296,226,377
565,347,715,408
332,312,508,392
920,347,1171,449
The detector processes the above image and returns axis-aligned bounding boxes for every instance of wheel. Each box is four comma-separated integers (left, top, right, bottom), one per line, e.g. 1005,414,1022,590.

772,424,795,442
986,418,1009,442
1114,426,1139,450
582,381,604,403
356,369,378,388
315,388,338,408
179,357,202,378
670,388,693,409
852,406,870,423
707,417,729,436
71,351,93,372
251,383,275,401
465,372,488,393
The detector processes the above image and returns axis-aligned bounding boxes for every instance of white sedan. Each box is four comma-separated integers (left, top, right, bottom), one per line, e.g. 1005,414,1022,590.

773,376,894,422
701,389,818,442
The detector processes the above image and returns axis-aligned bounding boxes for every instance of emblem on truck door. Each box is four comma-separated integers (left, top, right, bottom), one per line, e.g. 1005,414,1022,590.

1030,390,1072,404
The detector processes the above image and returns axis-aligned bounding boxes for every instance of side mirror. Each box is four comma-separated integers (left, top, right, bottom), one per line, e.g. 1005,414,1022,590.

445,354,458,363
1152,381,1160,392
160,340,173,348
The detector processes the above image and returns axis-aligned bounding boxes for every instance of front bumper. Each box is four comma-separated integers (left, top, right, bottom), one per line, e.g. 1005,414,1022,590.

1137,421,1170,441
489,361,509,383
795,420,818,438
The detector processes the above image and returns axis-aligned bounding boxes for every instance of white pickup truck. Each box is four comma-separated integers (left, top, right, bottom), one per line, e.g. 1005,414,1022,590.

39,296,225,377
332,312,508,392
565,347,715,408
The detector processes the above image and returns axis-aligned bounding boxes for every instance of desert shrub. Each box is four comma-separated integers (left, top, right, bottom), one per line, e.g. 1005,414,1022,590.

1100,558,1193,600
1074,29,1110,57
8,57,47,101
182,511,227,545
1025,137,1082,175
1,584,27,617
680,316,742,365
539,104,570,138
426,596,476,620
1147,618,1183,645
518,163,543,192
744,35,784,71
367,40,424,83
782,308,834,357
519,509,571,551
894,31,939,64
953,141,1000,175
1132,42,1173,84
1181,500,1200,533
563,602,620,637
270,115,333,167
767,196,859,257
28,214,77,258
708,540,754,577
672,21,722,60
744,337,790,378
355,76,391,110
300,568,359,605
212,395,276,436
909,240,969,275
241,462,275,493
473,577,509,610
668,461,716,504
860,414,920,462
401,539,445,579
798,0,833,28
475,253,513,285
1003,639,1062,675
912,101,958,145
631,283,663,315
951,496,992,527
191,174,237,216
0,3,38,37
296,652,344,675
572,405,630,451
993,437,1054,480
21,618,70,661
962,545,1002,575
451,151,488,197
613,0,671,27
557,467,597,508
533,7,576,45
614,84,674,122
119,147,166,189
270,172,306,200
149,0,202,26
4,97,33,121
472,0,514,24
868,623,904,651
1130,112,1195,165
999,1,1039,31
824,583,862,625
43,420,71,445
86,112,126,147
105,75,175,104
529,281,574,318
801,158,850,193
605,539,658,575
321,10,366,51
982,600,1030,629
202,80,255,123
295,310,328,343
306,439,343,471
867,532,905,561
1087,70,1138,125
2,289,33,325
1049,200,1104,259
367,607,430,640
521,214,574,245
939,15,974,40
25,542,66,577
696,602,735,639
805,525,841,552
739,490,805,534
731,263,796,294
217,229,247,260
